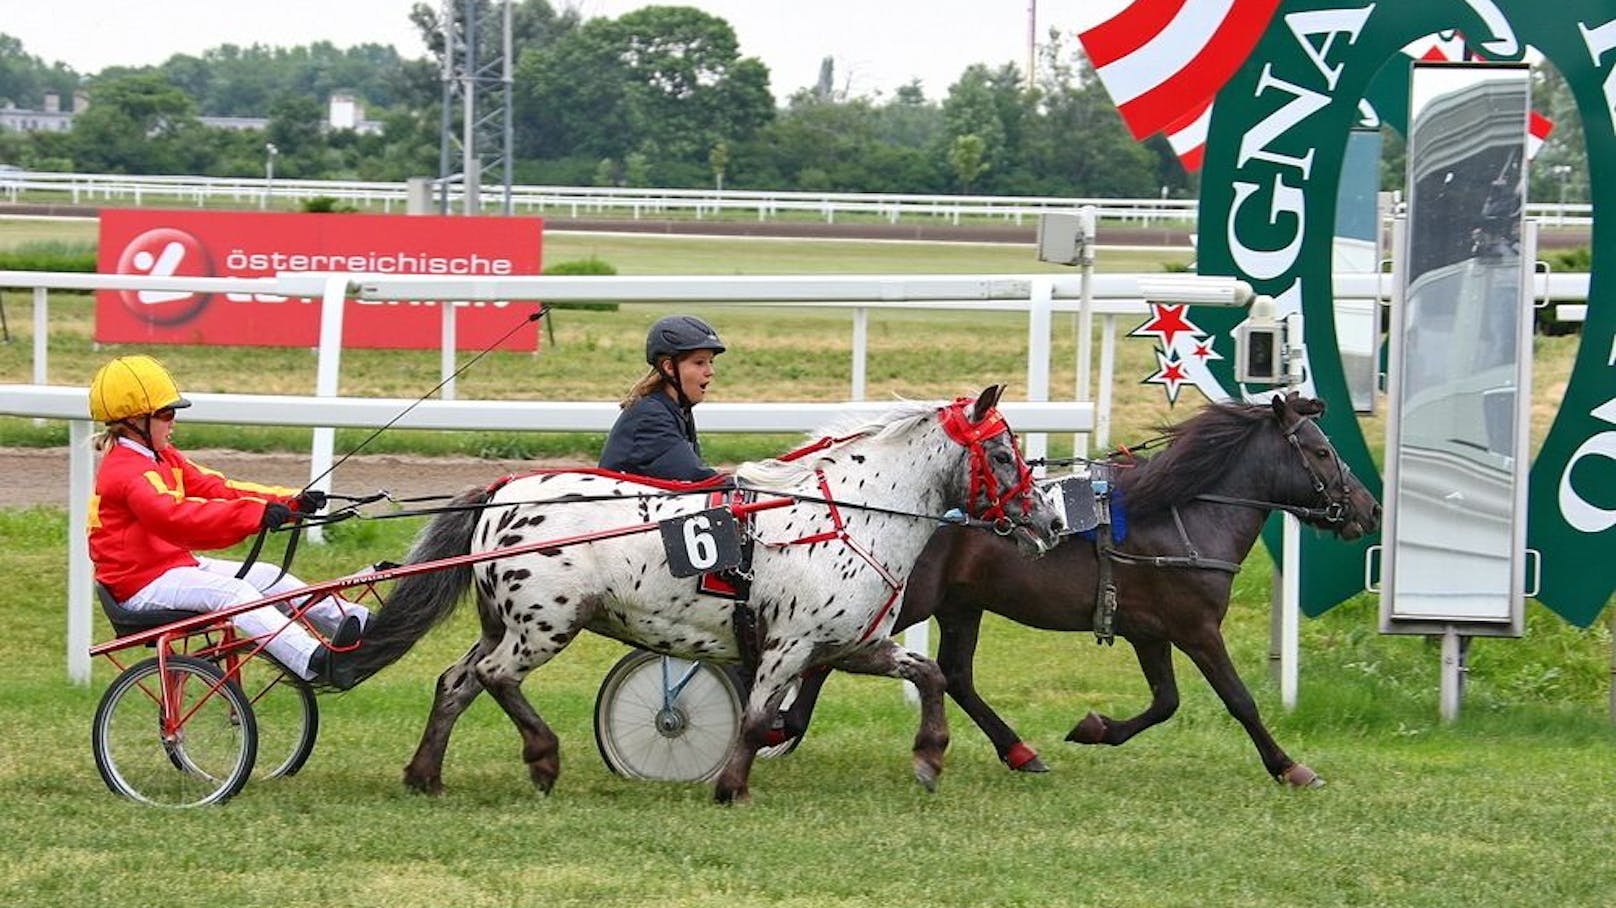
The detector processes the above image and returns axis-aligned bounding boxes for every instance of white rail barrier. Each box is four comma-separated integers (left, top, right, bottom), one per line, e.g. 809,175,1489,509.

5,383,1093,686
0,170,1597,227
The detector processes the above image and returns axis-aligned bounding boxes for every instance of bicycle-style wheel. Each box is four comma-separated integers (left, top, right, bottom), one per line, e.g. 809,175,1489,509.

92,655,258,807
594,650,743,782
234,658,318,779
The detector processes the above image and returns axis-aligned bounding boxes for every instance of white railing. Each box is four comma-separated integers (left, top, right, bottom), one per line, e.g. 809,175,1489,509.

0,170,1203,226
8,383,1092,686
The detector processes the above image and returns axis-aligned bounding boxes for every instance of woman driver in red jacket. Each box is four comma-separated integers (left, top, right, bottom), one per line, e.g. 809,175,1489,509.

87,355,367,689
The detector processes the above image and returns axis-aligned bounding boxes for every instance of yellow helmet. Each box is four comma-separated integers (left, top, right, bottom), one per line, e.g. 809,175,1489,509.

88,355,192,423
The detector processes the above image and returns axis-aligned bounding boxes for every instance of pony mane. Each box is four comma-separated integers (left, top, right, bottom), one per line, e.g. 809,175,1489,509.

1117,400,1277,518
735,399,940,488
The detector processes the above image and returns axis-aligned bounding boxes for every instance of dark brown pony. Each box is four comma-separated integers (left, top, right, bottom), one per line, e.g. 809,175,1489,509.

775,392,1380,787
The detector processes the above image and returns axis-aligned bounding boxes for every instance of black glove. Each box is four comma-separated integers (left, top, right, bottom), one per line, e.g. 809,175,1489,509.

261,502,293,529
294,490,327,513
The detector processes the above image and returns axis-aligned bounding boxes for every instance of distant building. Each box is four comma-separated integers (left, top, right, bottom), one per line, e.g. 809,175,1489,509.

0,92,381,135
0,91,84,133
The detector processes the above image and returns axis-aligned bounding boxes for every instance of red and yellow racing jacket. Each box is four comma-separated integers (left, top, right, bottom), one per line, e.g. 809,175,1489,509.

89,440,300,602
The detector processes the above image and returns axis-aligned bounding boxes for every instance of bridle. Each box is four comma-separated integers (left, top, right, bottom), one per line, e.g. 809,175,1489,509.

1193,412,1356,525
937,398,1038,535
1279,414,1355,525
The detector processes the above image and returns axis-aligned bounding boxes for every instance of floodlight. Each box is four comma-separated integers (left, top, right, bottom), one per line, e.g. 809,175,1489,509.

1136,275,1255,308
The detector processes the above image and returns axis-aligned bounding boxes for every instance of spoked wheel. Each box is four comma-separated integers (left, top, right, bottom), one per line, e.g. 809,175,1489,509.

234,658,318,779
92,655,258,807
595,650,744,781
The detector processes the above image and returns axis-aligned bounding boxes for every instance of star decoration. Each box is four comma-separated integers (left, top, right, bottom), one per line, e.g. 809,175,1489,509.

1189,337,1222,362
1143,347,1192,404
1129,303,1203,350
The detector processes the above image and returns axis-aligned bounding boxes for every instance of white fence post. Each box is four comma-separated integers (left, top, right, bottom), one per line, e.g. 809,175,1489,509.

67,419,94,685
308,274,350,543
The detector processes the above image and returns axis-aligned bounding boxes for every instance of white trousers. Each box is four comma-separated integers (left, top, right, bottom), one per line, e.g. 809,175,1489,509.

124,558,371,681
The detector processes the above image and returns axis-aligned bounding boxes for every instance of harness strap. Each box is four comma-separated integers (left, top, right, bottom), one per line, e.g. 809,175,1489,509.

1194,493,1343,523
1106,506,1242,574
757,469,905,643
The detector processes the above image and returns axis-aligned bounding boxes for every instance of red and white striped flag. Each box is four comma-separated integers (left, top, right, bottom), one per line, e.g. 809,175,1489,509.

1164,96,1214,172
1080,0,1283,141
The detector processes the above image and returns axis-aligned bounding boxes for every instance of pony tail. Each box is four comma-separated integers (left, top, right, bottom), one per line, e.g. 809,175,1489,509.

619,368,663,409
347,485,490,685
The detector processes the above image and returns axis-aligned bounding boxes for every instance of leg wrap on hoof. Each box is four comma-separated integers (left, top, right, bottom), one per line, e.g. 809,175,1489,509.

1004,741,1047,772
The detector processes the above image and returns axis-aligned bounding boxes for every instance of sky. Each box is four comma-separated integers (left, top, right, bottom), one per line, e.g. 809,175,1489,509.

5,0,1131,100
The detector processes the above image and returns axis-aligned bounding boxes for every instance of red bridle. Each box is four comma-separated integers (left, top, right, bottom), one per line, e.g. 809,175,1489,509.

937,398,1036,528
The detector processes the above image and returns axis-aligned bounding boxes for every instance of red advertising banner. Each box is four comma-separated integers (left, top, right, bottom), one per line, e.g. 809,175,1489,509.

95,209,545,350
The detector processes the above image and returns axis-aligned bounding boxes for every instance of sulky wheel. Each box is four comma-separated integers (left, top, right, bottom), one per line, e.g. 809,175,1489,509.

594,649,744,782
92,655,259,807
233,657,319,780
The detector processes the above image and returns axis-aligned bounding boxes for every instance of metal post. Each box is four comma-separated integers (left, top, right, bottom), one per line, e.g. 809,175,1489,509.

1279,512,1300,709
1073,206,1096,456
461,0,479,216
1440,628,1467,722
502,0,514,215
1024,278,1053,471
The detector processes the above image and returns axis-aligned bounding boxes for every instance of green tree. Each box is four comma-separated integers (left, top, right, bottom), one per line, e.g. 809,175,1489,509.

516,5,771,181
948,133,989,193
70,73,201,173
0,33,79,109
939,64,1017,192
1021,37,1157,197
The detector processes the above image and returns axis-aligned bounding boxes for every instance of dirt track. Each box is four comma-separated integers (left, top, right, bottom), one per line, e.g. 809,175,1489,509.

0,446,588,509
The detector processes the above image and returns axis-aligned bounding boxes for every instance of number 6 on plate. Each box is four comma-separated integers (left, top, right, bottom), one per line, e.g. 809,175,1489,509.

659,507,744,578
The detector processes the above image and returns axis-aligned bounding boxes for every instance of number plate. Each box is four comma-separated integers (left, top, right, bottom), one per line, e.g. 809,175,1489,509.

659,507,744,578
1041,476,1099,535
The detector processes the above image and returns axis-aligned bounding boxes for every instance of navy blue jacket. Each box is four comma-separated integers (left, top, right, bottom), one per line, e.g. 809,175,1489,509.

598,391,716,481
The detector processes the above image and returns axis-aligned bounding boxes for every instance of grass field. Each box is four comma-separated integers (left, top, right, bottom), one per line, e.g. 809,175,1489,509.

3,219,1615,907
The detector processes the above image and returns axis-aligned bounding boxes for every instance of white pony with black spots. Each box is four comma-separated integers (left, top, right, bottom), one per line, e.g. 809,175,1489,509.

346,386,1064,803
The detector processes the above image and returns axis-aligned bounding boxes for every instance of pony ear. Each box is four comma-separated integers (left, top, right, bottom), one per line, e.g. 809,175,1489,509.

972,384,1005,421
1270,394,1289,422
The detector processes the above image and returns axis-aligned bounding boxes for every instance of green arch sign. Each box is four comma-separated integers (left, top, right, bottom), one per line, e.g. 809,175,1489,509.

1193,0,1616,625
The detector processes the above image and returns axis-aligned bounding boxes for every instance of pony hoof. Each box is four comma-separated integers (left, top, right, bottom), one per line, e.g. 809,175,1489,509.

403,775,443,796
1277,763,1324,789
1065,712,1107,745
1015,756,1050,773
713,785,750,806
914,762,940,792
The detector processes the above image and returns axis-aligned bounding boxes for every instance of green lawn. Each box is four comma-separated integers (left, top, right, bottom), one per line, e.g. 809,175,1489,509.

3,508,1616,907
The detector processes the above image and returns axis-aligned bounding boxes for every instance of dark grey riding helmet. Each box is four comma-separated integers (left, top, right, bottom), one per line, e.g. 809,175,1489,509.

645,315,726,365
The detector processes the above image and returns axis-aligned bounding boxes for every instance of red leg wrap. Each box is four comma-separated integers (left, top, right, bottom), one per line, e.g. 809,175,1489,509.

1005,741,1039,769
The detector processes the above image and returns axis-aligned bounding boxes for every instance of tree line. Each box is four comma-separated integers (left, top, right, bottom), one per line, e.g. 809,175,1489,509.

0,2,1590,204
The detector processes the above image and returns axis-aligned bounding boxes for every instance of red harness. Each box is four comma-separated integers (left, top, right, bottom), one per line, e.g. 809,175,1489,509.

757,398,1030,642
937,398,1037,527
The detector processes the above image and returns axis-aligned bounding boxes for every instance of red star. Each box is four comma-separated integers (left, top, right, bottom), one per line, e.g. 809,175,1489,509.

1130,303,1203,350
1143,347,1195,405
1191,338,1222,362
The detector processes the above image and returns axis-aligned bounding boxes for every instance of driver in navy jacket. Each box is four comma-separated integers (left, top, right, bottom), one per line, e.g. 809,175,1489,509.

599,315,725,481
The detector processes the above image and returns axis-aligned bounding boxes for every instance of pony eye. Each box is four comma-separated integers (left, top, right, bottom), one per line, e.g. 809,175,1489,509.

993,450,1014,466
